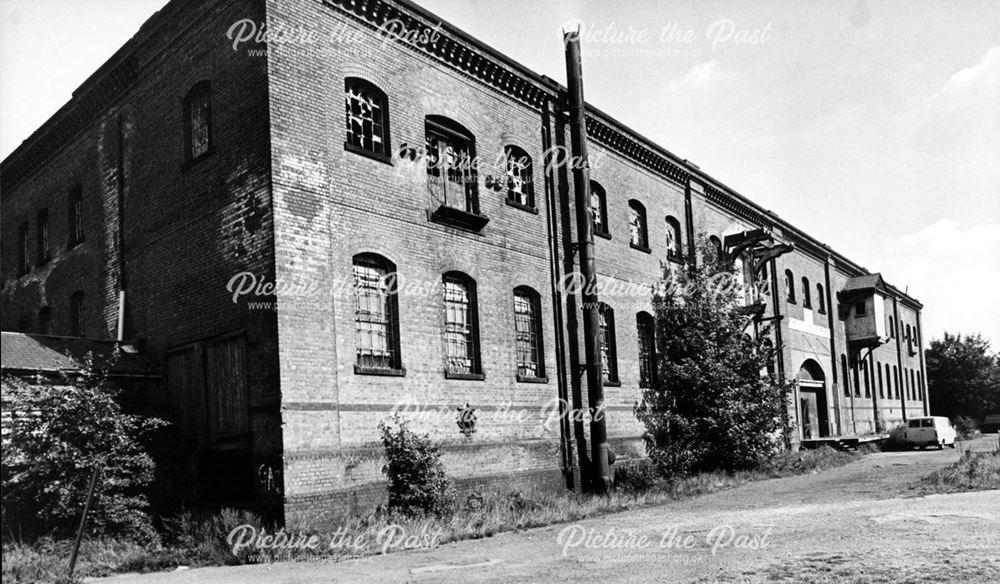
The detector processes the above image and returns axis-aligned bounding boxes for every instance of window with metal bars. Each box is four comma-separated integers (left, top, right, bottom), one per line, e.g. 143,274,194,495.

637,312,656,388
504,145,534,209
443,272,481,377
513,287,544,379
665,216,682,261
345,78,391,160
785,269,796,303
801,277,811,308
184,81,212,162
353,254,402,373
598,303,618,383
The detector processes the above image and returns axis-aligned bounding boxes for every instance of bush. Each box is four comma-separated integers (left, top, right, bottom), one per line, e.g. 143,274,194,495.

636,237,793,477
952,415,979,440
613,459,663,493
378,414,455,517
1,355,166,542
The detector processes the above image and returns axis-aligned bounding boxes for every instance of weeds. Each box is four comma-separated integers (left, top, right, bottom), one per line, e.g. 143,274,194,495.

920,447,1000,493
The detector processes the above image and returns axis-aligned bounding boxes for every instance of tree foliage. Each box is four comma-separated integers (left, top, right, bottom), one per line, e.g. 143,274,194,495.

378,414,455,516
1,354,165,541
636,238,792,476
927,333,1000,421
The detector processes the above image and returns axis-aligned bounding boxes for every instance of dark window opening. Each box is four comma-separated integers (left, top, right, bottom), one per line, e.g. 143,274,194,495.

637,312,656,388
345,77,391,160
841,354,850,397
36,209,50,265
68,185,84,246
17,222,30,275
514,287,544,379
183,81,212,163
785,269,796,303
353,253,402,373
855,301,867,316
69,291,85,336
38,307,52,335
665,216,683,261
801,277,811,308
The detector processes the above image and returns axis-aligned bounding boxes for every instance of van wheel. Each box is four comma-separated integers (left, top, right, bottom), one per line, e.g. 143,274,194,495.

938,441,944,450
949,442,956,449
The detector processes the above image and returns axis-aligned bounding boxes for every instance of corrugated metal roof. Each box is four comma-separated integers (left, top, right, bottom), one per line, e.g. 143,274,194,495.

0,332,158,375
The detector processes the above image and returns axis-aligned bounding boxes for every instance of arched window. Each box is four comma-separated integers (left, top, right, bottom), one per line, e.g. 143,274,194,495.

885,363,892,398
36,209,50,266
504,145,534,209
877,362,884,398
598,303,618,383
590,181,609,236
17,222,29,275
918,371,924,401
665,216,682,261
816,283,826,314
345,77,391,159
38,306,52,335
68,185,84,246
69,291,85,336
841,354,850,397
628,200,648,250
426,115,479,214
905,324,913,354
636,312,656,387
352,253,402,372
862,360,870,397
513,286,544,379
801,277,811,308
183,81,212,162
443,272,481,377
784,269,796,303
893,365,899,400
888,316,895,338
708,235,724,265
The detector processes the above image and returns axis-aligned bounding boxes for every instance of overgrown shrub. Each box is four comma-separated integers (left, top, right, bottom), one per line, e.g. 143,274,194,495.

636,237,793,477
378,414,455,516
613,459,663,493
1,355,166,542
951,415,979,440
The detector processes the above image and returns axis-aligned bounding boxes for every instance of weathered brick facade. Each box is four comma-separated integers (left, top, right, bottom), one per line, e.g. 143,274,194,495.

1,0,928,526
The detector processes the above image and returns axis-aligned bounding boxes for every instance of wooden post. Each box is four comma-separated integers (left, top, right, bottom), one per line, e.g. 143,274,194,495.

68,464,102,579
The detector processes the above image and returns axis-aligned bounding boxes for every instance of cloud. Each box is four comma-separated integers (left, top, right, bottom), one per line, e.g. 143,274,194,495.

873,219,1000,347
663,60,734,94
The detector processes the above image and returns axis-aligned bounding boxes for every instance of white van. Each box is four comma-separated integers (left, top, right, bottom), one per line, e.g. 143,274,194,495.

904,416,957,449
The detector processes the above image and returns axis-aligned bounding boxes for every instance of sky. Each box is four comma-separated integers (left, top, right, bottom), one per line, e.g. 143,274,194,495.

1,0,998,347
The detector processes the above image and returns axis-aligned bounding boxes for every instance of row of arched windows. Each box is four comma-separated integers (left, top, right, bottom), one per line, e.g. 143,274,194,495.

352,253,657,386
783,269,826,313
840,353,924,403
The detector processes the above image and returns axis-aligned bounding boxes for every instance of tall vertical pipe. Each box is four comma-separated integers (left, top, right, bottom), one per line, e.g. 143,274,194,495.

563,30,610,493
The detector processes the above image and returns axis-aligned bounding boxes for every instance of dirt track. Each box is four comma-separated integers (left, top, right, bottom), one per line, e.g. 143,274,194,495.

94,437,1000,584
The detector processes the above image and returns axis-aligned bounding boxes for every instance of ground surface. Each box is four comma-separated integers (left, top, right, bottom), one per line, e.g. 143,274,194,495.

94,437,1000,584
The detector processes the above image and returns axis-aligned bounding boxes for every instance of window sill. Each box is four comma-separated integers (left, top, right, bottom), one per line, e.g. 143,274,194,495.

67,239,84,250
428,205,490,232
505,198,538,214
594,230,611,240
516,375,548,384
344,142,393,165
603,380,622,387
630,243,651,254
666,255,684,265
354,365,406,377
181,149,214,172
445,371,485,381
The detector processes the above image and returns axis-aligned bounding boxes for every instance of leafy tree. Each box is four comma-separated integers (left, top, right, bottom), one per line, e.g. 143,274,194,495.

1,354,165,541
378,414,455,516
636,238,792,476
927,333,1000,421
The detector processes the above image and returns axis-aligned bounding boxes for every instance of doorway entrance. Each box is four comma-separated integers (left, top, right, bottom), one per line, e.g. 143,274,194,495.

797,360,829,438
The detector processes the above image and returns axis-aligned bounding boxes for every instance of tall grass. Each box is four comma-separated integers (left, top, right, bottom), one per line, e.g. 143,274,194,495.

2,447,859,583
920,447,1000,493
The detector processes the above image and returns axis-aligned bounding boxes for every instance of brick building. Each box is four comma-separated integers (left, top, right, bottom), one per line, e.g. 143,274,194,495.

1,0,929,526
